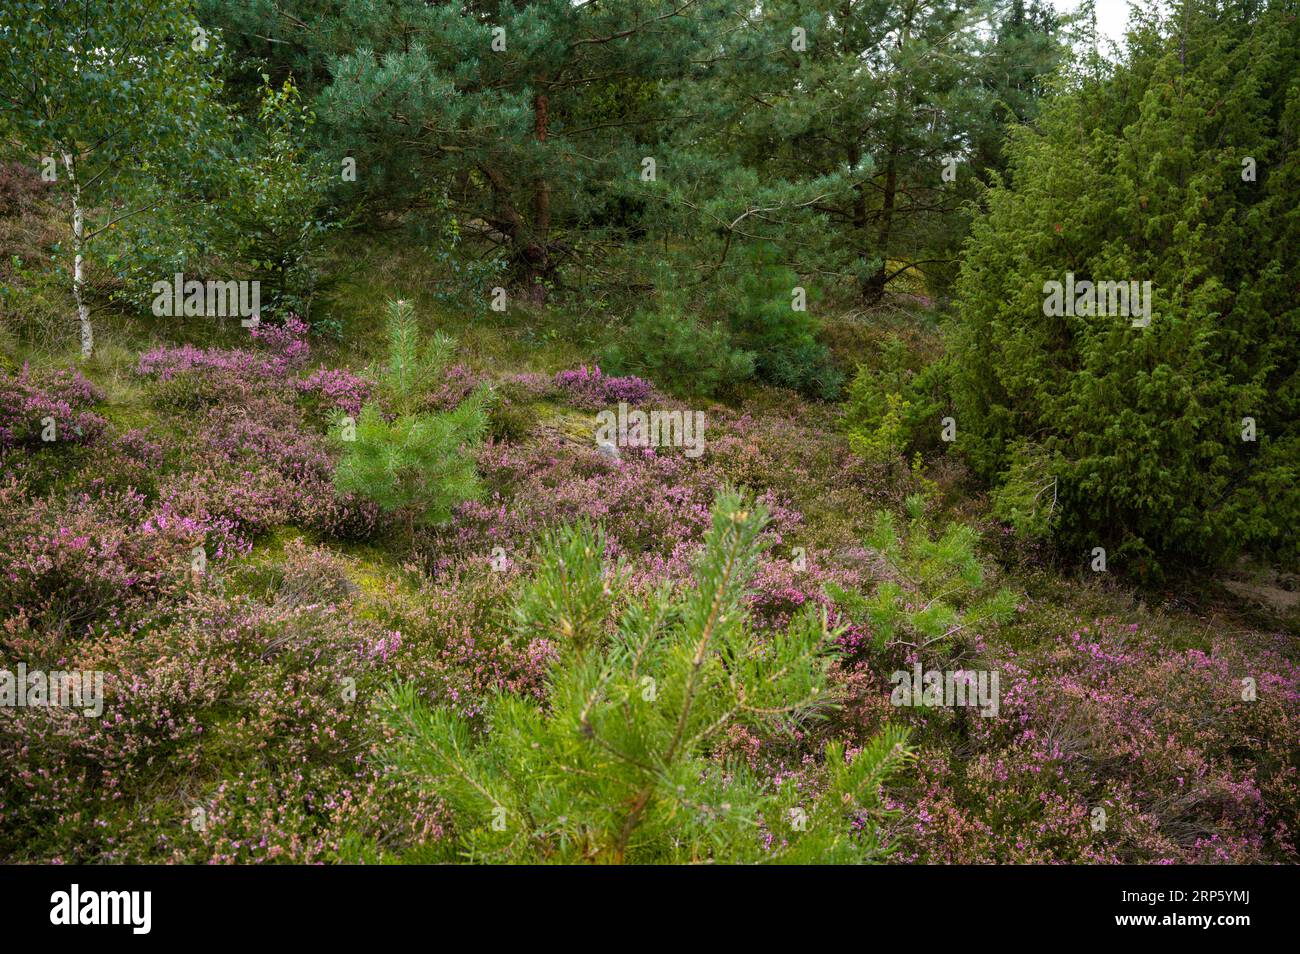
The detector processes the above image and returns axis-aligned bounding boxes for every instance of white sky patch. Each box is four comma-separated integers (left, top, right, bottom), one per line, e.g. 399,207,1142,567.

1049,0,1139,46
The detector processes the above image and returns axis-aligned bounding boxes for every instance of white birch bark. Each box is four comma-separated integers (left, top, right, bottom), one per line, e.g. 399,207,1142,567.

62,150,92,358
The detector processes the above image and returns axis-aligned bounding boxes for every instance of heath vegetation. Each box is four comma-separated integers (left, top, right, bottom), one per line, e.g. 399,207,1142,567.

0,0,1296,866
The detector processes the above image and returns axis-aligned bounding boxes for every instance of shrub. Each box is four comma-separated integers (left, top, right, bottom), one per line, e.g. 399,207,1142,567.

444,430,805,577
881,617,1300,864
988,439,1062,544
485,395,539,443
0,365,106,450
297,365,372,418
551,365,655,410
949,4,1300,574
137,315,312,383
212,80,339,321
827,496,1016,659
721,245,843,399
602,279,754,398
0,483,242,638
848,390,912,467
0,160,51,217
135,317,381,541
842,335,951,465
0,543,415,863
372,489,912,864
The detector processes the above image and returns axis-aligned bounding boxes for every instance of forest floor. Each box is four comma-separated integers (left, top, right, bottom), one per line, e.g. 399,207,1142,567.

1,235,1297,864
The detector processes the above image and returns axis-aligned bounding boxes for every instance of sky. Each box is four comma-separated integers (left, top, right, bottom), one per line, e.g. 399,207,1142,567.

1050,0,1140,45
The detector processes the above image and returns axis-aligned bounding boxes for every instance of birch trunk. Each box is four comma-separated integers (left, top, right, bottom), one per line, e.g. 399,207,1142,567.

62,151,92,358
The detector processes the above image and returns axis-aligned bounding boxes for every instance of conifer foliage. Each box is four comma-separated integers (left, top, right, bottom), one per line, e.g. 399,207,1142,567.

374,489,912,863
331,300,489,530
950,0,1300,573
828,495,1017,656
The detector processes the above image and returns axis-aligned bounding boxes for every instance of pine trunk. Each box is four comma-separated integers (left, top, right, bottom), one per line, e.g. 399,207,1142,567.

863,150,897,302
528,91,552,303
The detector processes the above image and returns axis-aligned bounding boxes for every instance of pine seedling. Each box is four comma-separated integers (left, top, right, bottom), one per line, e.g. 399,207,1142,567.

375,488,912,864
827,495,1017,654
331,299,488,534
372,300,450,412
511,521,619,652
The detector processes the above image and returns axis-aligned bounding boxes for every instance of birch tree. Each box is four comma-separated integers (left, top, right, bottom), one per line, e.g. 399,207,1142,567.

0,0,220,356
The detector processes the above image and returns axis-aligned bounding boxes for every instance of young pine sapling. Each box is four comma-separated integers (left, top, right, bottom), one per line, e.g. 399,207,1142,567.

331,299,489,541
374,488,912,864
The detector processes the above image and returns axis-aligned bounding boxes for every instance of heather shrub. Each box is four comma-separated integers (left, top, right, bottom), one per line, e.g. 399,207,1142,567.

139,321,311,419
475,371,555,442
699,406,891,544
138,315,312,384
0,365,107,450
249,316,313,365
423,363,484,412
298,365,372,418
371,489,912,863
158,460,296,538
0,552,410,862
203,400,334,485
78,427,168,497
158,428,378,542
443,434,804,577
495,371,554,403
485,394,540,443
745,550,873,634
146,368,228,412
879,617,1300,864
0,160,50,217
232,537,359,607
133,317,384,542
356,560,560,721
551,365,655,410
0,483,240,638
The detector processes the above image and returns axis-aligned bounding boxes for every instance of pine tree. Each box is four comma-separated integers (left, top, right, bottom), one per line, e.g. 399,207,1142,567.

331,300,489,538
725,244,842,398
970,0,1067,181
684,0,1038,300
199,1,1066,305
827,495,1017,656
299,0,716,299
371,489,912,864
